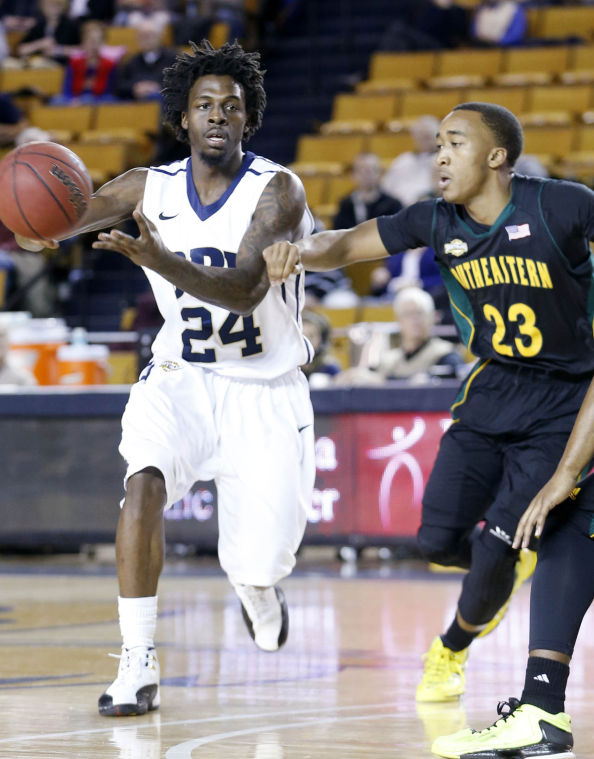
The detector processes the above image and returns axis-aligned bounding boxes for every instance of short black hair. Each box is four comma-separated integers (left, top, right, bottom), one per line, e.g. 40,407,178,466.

161,39,266,145
452,102,524,167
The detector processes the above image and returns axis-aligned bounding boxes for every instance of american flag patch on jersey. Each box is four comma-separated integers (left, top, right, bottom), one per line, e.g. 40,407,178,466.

505,223,531,240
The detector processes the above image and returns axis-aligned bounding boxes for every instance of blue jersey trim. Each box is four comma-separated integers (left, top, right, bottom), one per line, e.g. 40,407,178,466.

186,151,256,221
294,272,301,321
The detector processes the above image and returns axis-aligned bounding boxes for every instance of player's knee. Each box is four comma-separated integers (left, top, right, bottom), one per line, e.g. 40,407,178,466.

458,525,517,624
124,468,167,521
417,524,468,566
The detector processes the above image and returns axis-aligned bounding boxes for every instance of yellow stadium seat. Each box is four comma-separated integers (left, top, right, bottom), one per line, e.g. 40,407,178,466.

368,51,437,81
521,124,575,157
30,104,93,134
300,175,328,208
527,84,593,115
326,175,355,204
575,123,594,151
63,141,129,180
320,119,378,136
105,25,140,57
561,45,594,84
311,306,358,329
0,66,64,96
428,74,488,90
296,134,367,165
93,101,162,134
570,45,594,70
358,303,396,323
332,93,399,123
500,45,571,77
208,21,230,48
538,6,594,40
464,86,529,114
435,48,503,78
399,89,463,119
520,111,573,128
367,131,416,160
356,77,417,94
289,161,343,177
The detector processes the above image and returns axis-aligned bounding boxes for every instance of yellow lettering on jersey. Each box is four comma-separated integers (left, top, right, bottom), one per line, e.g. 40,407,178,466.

463,261,476,288
490,256,505,285
536,261,553,289
470,259,485,288
505,256,519,284
516,258,529,286
480,258,494,286
525,259,541,287
498,256,511,283
451,265,470,289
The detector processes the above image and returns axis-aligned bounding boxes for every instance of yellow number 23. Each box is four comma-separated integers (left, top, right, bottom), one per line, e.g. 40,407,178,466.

483,302,543,358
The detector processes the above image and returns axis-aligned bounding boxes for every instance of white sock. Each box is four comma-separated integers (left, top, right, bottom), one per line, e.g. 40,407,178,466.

118,595,158,650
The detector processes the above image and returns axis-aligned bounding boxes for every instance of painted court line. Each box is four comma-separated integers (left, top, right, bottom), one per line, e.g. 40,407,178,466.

165,712,402,758
0,701,400,745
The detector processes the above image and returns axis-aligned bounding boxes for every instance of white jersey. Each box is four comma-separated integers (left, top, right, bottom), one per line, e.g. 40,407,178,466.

142,151,315,379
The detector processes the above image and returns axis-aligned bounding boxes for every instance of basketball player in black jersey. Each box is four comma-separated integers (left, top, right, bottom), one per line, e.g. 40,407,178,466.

263,102,594,754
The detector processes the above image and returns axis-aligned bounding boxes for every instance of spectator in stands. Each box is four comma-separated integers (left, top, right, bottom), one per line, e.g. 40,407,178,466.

381,115,439,208
16,0,81,65
53,19,125,103
337,286,465,386
112,0,174,30
115,18,176,101
0,325,36,385
301,309,342,388
333,152,402,230
0,0,39,34
470,0,527,47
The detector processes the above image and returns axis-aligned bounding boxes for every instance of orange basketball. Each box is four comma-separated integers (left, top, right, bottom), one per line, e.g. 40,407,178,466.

0,141,93,240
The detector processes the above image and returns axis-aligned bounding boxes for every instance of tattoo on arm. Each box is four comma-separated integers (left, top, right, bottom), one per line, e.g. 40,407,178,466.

174,171,306,314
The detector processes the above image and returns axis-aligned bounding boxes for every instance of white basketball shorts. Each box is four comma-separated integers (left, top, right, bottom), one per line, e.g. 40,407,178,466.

119,357,315,585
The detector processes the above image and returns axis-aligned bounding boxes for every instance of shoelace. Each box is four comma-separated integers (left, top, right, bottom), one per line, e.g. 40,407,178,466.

107,648,148,680
476,697,522,735
423,647,453,680
240,587,274,621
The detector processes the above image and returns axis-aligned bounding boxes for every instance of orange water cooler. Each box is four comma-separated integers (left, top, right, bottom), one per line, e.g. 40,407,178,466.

9,318,69,385
57,343,109,386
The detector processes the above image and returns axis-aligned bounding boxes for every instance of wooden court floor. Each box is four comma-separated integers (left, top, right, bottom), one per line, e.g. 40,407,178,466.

0,550,593,759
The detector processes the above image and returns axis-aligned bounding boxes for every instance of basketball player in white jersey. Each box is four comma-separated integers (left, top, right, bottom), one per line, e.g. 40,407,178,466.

17,40,316,716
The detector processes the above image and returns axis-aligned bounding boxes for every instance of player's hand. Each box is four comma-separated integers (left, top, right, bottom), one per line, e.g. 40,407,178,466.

263,240,302,284
512,468,577,549
15,233,59,251
92,201,168,268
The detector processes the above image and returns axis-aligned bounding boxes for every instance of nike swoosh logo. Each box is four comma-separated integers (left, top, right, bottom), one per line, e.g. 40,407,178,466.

298,424,312,433
158,212,179,220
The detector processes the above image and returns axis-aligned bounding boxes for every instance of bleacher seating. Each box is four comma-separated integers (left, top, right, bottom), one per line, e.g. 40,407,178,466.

293,10,594,228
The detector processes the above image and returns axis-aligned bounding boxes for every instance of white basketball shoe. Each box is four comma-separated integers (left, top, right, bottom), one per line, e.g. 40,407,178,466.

233,584,289,652
98,646,160,716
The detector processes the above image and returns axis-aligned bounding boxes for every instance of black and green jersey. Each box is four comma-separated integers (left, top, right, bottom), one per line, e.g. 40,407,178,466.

377,175,594,377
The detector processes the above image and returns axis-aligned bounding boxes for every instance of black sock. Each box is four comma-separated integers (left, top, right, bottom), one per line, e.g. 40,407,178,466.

521,656,570,715
441,619,478,652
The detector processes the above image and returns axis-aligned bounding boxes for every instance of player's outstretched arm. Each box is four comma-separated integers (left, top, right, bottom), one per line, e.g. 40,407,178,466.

15,168,147,251
93,170,306,315
263,219,389,284
513,377,594,549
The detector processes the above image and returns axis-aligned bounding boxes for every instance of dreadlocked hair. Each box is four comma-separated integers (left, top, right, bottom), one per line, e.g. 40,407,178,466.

161,39,266,145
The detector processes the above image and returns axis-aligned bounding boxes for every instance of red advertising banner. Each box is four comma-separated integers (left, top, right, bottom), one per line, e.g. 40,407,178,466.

308,412,451,539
